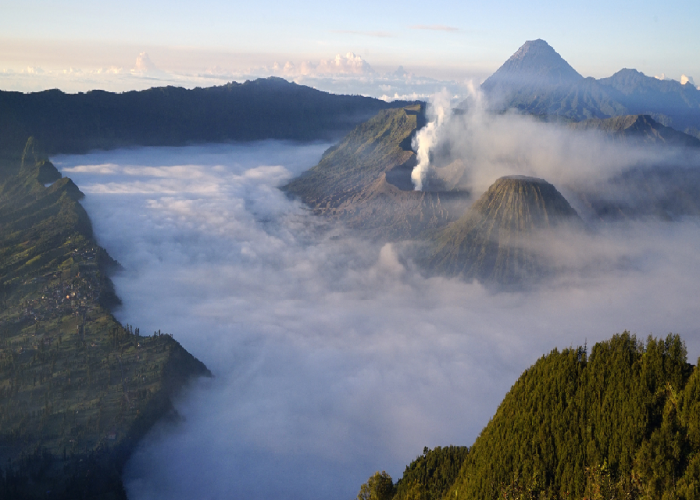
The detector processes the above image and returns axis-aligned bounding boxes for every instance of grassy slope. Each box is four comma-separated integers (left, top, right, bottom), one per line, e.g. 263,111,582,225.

0,143,210,499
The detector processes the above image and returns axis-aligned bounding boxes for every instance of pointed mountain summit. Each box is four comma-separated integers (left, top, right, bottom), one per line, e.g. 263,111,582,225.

425,176,581,285
482,39,583,91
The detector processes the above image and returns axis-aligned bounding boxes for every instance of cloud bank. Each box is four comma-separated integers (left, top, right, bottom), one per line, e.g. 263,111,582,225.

54,138,700,500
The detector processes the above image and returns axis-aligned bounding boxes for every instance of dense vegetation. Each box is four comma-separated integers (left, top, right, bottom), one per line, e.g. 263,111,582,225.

358,446,469,500
0,139,210,499
0,77,412,155
360,333,700,500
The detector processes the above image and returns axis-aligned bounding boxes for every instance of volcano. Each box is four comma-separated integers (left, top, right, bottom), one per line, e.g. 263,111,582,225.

482,39,583,92
425,175,581,285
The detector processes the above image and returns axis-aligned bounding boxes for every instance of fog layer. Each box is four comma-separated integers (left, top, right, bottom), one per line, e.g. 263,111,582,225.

55,141,700,500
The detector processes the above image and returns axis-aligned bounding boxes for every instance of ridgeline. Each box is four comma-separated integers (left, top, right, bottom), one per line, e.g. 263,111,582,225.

482,39,700,138
0,139,210,499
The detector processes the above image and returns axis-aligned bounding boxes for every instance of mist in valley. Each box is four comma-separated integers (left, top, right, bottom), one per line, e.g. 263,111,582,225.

53,121,700,499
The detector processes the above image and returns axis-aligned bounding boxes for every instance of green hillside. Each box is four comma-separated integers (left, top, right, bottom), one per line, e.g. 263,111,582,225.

0,139,210,499
362,332,700,500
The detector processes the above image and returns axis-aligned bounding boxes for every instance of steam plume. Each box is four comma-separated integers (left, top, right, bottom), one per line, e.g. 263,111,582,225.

411,89,451,190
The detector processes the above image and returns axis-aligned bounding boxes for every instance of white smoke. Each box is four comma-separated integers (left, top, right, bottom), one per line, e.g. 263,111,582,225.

410,89,452,190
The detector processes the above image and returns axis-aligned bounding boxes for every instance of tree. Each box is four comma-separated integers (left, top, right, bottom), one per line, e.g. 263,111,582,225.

358,471,395,500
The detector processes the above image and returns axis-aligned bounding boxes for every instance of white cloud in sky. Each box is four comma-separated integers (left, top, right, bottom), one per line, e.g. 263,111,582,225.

0,48,476,100
272,52,374,76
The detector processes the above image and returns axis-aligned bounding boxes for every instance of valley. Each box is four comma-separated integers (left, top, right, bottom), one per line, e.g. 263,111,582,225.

1,37,700,500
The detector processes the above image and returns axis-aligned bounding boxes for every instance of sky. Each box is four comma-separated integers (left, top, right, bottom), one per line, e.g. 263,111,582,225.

1,0,699,96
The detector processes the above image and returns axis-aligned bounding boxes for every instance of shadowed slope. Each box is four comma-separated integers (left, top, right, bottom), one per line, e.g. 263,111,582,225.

0,78,413,154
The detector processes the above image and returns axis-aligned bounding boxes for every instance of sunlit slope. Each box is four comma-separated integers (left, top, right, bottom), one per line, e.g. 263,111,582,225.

426,176,580,284
393,446,469,500
448,333,700,500
0,139,210,498
283,104,470,239
361,333,700,500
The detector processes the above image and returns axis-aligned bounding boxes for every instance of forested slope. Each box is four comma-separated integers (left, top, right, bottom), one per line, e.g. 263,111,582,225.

361,333,700,500
0,78,411,154
0,139,210,499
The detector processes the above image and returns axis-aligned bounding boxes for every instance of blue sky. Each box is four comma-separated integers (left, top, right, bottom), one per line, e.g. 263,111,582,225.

1,0,699,93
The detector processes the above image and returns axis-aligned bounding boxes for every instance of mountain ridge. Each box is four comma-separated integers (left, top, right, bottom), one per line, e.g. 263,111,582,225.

0,77,414,155
0,139,210,498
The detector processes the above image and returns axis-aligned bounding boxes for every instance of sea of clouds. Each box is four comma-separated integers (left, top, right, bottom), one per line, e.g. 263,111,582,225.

54,139,700,500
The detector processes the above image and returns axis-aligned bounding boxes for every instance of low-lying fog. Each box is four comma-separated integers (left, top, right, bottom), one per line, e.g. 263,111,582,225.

55,139,700,500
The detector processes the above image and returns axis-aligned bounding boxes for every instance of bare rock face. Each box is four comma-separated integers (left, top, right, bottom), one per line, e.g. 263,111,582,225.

426,176,581,285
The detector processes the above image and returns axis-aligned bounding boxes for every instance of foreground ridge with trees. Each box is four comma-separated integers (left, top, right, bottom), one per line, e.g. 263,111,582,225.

0,138,210,499
360,332,700,500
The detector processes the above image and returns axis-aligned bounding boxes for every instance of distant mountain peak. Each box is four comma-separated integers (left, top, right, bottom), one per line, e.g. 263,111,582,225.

510,39,557,59
482,39,583,91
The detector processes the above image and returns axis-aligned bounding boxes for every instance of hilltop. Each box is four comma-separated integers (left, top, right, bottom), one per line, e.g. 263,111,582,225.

482,39,583,90
569,114,700,147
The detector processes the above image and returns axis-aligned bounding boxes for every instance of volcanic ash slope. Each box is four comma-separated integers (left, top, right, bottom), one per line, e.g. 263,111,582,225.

426,175,582,285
